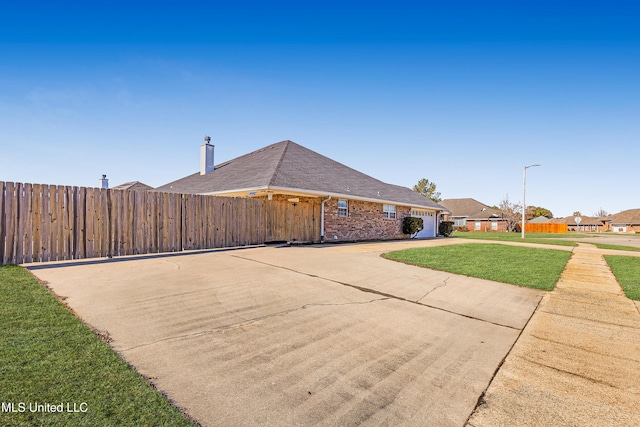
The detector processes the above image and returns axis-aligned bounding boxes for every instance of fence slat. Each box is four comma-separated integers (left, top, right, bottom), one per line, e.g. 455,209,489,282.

0,182,5,264
22,184,33,263
3,182,16,264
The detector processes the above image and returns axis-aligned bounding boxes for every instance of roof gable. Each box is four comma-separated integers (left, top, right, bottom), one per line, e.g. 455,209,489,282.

155,140,444,210
440,198,493,217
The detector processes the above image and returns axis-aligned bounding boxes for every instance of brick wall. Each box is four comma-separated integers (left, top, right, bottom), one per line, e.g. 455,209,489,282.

465,219,508,232
323,198,409,242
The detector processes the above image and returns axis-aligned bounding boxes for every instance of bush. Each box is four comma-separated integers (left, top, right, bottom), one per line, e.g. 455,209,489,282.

403,217,424,237
439,221,454,237
454,226,468,232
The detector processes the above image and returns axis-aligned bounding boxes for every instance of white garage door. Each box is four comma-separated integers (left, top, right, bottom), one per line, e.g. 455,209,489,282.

410,210,436,238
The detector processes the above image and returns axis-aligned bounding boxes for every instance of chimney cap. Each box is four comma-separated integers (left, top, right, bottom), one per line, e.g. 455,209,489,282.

204,135,211,144
102,174,107,179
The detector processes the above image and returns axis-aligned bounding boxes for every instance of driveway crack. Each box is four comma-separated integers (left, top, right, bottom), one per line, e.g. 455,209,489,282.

230,254,520,330
416,277,450,303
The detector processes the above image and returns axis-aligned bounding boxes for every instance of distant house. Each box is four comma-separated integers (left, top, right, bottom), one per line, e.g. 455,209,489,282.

549,216,606,232
528,216,550,224
439,198,508,232
155,140,446,242
111,181,153,191
606,209,640,233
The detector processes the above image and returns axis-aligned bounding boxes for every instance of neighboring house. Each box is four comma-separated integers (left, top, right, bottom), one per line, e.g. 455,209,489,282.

549,216,606,232
155,140,446,242
439,198,508,232
605,209,640,233
111,181,153,191
528,216,550,224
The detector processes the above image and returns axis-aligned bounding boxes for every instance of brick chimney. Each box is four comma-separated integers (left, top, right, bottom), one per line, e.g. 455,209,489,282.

200,136,215,175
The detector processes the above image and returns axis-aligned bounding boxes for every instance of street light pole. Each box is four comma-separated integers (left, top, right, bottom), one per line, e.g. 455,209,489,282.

522,164,541,239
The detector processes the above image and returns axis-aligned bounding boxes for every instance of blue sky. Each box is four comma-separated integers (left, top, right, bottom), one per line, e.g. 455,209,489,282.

1,1,638,218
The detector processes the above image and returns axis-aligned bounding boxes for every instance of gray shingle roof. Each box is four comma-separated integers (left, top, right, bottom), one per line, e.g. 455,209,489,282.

439,198,494,218
155,140,445,210
111,181,153,191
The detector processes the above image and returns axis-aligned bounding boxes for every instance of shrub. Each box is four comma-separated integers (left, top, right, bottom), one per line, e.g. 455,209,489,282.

403,217,424,238
439,221,454,237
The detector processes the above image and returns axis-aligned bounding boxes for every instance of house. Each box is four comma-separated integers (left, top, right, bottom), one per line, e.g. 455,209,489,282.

605,209,640,233
439,198,508,232
528,216,550,224
111,181,154,191
549,216,606,232
155,139,446,242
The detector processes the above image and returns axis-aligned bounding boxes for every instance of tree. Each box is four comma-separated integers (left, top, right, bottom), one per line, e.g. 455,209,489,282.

498,194,522,232
527,205,553,220
413,178,442,203
593,208,609,218
573,211,582,217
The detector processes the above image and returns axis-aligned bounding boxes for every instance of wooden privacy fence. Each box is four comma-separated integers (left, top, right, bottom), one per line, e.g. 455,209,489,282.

525,223,568,234
0,181,320,265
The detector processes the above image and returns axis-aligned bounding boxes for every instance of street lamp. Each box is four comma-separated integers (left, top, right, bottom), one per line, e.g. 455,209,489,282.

522,164,541,239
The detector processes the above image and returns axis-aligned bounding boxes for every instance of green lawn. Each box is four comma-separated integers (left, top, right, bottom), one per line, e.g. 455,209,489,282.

605,256,640,300
383,243,572,290
595,243,640,252
0,266,194,427
451,231,579,247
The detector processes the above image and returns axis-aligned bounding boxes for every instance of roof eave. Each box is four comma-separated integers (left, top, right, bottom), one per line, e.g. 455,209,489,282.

203,186,444,211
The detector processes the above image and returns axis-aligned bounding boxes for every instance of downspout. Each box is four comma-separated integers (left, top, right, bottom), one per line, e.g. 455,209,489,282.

321,195,332,242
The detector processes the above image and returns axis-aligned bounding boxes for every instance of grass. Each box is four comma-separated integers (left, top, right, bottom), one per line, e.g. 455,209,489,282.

451,231,579,247
594,243,640,252
383,243,572,290
605,256,640,300
0,265,194,427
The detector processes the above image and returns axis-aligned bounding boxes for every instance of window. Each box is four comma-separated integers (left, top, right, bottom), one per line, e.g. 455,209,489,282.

338,199,348,217
454,219,466,227
491,220,498,231
411,210,434,217
474,221,481,231
383,204,396,219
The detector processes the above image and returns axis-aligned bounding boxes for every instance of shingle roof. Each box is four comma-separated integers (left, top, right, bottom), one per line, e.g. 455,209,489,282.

155,140,444,210
111,181,153,191
439,198,493,218
528,216,550,224
607,209,640,225
549,216,604,225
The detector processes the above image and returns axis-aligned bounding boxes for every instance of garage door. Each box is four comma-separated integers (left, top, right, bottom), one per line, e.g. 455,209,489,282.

410,210,436,238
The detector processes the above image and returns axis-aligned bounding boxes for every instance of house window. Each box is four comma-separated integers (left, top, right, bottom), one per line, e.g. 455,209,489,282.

383,204,396,219
454,219,466,227
474,221,481,231
338,199,348,217
491,220,498,231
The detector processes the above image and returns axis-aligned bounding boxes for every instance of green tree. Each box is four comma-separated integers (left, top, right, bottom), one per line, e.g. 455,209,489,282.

413,178,442,203
527,206,553,220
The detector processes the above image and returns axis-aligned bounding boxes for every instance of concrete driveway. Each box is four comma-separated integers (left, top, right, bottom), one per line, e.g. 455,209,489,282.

29,239,542,426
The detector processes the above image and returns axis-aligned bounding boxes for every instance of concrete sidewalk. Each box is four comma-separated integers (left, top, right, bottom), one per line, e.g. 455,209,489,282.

467,243,640,426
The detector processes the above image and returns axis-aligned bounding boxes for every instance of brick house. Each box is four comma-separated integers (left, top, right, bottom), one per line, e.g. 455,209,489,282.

439,198,508,232
549,215,607,232
605,209,640,233
155,140,446,242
